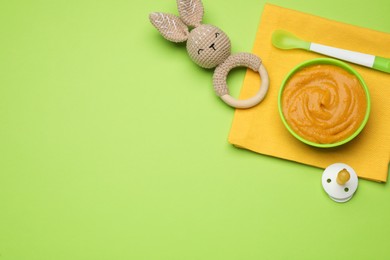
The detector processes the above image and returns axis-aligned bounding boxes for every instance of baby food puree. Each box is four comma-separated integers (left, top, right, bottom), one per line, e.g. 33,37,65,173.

282,64,367,144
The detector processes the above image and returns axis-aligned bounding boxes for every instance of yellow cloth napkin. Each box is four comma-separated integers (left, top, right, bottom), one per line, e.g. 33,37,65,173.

228,4,390,182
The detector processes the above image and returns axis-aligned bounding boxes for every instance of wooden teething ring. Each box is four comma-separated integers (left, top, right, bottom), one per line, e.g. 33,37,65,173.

213,53,269,109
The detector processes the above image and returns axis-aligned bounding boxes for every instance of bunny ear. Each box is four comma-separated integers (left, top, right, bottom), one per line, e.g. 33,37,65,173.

149,12,189,43
177,0,204,27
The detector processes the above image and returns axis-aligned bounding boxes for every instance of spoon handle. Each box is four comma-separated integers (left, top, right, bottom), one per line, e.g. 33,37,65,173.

310,43,390,73
310,43,374,67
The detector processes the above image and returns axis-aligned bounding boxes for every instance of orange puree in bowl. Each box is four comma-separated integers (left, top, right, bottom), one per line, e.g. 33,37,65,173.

282,64,367,144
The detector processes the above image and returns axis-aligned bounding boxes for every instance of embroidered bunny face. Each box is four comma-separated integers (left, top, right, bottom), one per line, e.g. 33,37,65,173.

187,25,231,68
149,0,270,109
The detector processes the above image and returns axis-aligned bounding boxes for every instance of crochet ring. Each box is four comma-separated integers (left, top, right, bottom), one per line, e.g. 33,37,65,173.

213,53,269,109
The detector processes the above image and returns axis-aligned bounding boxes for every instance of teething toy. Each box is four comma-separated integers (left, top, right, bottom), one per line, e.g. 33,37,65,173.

149,0,269,108
322,163,358,203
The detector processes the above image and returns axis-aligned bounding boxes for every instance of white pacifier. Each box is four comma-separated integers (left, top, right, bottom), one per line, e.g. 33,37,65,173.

322,163,358,203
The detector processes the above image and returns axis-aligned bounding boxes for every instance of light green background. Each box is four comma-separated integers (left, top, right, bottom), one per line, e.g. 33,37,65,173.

1,0,390,259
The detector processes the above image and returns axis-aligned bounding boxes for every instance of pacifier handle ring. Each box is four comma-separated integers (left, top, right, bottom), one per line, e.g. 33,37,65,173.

213,53,270,109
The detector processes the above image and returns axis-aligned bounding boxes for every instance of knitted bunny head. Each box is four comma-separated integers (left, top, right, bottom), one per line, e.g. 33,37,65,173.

149,0,270,109
187,25,231,68
149,1,231,69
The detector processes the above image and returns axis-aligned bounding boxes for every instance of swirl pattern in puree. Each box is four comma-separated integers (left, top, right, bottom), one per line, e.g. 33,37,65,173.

282,64,367,144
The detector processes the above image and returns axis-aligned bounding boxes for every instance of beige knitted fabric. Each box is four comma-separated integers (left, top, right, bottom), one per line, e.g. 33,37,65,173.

149,0,231,68
149,0,269,108
176,0,204,27
187,25,231,69
213,53,261,96
149,12,189,43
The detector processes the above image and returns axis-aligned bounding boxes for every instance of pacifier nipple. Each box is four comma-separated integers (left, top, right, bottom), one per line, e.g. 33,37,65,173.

322,163,358,203
336,169,350,185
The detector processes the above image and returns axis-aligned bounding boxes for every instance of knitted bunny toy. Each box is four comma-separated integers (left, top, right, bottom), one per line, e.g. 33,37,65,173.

149,0,269,108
